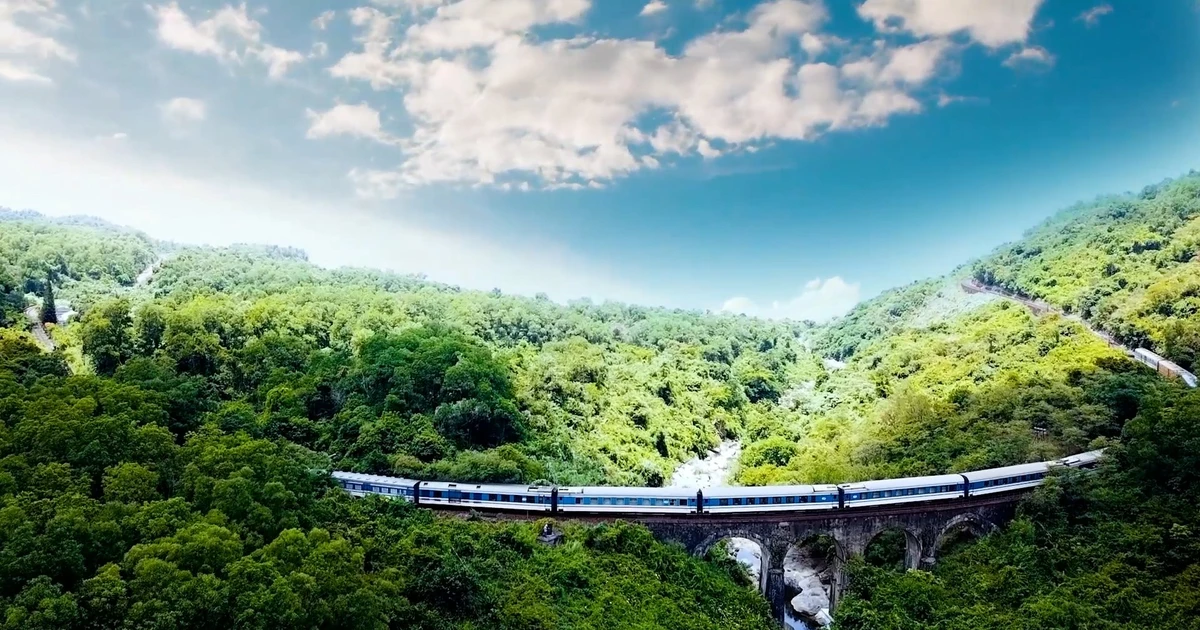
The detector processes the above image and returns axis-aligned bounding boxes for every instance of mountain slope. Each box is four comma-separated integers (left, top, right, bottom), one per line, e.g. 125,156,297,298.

973,172,1200,370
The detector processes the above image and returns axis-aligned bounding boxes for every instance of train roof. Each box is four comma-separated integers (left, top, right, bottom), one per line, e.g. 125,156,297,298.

701,484,837,498
419,480,554,493
1058,450,1104,467
332,471,417,486
558,486,697,498
839,473,964,492
961,461,1050,481
1134,348,1161,360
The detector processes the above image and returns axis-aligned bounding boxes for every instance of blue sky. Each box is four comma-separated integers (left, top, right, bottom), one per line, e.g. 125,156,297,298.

0,0,1198,320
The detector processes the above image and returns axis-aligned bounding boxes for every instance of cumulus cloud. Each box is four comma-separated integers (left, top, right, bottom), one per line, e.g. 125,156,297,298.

323,0,994,193
720,277,861,322
1003,45,1054,69
641,0,667,16
312,0,1056,193
149,2,306,78
160,97,207,124
1076,4,1112,28
312,9,335,30
0,0,76,83
857,0,1045,47
305,103,396,144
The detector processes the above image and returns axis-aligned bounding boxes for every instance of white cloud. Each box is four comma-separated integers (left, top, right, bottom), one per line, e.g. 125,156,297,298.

256,44,305,79
318,0,1055,192
641,0,667,16
1076,4,1112,28
311,41,329,58
0,124,652,304
0,0,75,83
857,0,1045,47
720,277,861,322
401,0,591,53
312,9,335,30
936,92,984,107
0,58,51,83
305,103,395,144
1003,45,1054,69
160,97,207,124
879,38,952,84
148,2,306,78
327,0,967,191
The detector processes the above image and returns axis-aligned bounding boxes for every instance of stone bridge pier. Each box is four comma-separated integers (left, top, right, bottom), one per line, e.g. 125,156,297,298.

641,498,1016,625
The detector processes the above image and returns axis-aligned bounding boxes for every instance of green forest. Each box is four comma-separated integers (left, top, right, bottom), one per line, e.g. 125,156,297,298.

0,171,1199,629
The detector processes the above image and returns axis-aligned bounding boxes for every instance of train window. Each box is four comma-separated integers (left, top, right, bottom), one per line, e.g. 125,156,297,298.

773,497,782,504
719,498,729,506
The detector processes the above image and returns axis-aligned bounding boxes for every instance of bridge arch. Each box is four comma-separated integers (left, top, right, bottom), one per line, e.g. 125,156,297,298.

695,531,770,593
781,533,843,627
864,526,923,570
929,513,997,563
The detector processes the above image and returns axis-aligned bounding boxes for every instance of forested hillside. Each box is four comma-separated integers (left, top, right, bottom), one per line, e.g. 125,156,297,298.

3,168,1200,630
835,378,1200,630
0,218,776,629
973,172,1200,371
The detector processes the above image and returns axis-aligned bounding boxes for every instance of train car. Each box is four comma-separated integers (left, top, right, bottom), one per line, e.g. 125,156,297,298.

556,486,696,514
1132,348,1197,388
1159,359,1199,388
839,474,965,508
962,462,1050,496
417,480,554,512
1134,348,1161,371
1057,450,1104,469
700,485,839,514
332,471,417,501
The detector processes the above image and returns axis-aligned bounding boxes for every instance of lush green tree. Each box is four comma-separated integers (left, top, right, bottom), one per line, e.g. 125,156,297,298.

41,271,57,325
103,463,160,504
79,298,134,375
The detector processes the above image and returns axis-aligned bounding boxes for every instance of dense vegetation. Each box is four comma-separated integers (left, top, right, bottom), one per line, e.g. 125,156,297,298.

0,311,772,629
3,170,1200,630
835,379,1200,629
974,172,1200,370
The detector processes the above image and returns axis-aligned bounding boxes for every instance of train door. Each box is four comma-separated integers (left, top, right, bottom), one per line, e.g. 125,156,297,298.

447,488,462,504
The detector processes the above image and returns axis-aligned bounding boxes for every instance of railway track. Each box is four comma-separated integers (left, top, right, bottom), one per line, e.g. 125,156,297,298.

23,306,55,351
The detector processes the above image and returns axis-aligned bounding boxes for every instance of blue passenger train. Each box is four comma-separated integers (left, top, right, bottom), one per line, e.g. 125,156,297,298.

332,450,1103,516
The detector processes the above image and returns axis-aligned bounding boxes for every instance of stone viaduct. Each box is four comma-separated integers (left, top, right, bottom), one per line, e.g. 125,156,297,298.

634,494,1022,624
